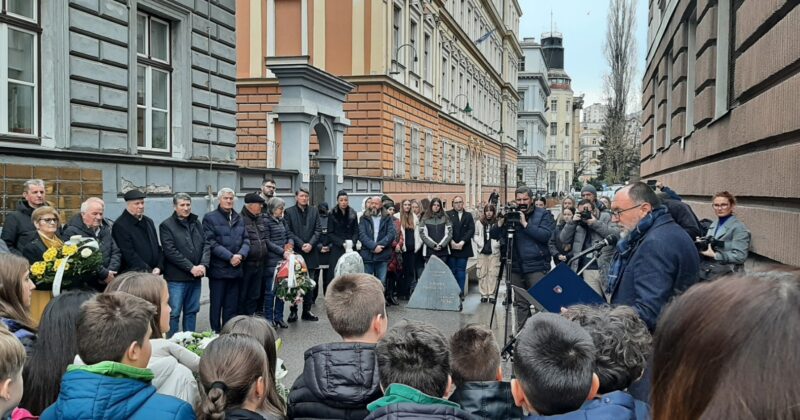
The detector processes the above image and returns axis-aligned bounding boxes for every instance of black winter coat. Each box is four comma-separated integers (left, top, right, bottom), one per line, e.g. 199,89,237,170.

506,207,555,274
202,206,251,280
327,206,359,269
663,198,703,240
284,205,322,269
241,206,269,265
287,342,382,420
264,215,292,270
1,200,37,255
448,382,522,420
62,214,122,291
446,210,475,259
112,210,163,273
159,212,210,282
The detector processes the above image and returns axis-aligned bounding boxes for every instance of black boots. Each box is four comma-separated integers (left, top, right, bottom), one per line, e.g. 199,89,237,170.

289,305,319,321
288,306,298,322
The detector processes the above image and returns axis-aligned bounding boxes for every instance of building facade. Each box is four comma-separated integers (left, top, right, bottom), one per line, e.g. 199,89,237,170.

235,0,523,208
0,0,242,226
516,37,549,193
579,102,606,181
541,32,580,193
641,0,799,267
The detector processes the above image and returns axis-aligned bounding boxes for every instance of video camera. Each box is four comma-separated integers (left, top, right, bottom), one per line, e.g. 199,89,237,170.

695,235,724,251
502,203,529,225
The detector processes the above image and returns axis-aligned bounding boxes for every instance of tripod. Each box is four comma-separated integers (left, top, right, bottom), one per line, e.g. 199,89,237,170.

489,220,517,353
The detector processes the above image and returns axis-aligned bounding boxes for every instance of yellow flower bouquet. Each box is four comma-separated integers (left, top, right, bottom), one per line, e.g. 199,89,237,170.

30,236,103,293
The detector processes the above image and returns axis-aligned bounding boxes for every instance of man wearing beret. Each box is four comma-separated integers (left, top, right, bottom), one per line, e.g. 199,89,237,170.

112,189,163,274
240,192,269,316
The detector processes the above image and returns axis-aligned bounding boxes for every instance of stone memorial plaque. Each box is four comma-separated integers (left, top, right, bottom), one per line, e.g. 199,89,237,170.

407,255,461,311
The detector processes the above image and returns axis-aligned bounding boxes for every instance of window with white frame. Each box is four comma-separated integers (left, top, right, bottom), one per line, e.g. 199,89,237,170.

424,131,433,179
136,12,172,152
1,0,39,137
393,4,402,65
423,32,431,81
441,140,449,182
450,144,457,183
459,147,466,183
394,119,406,177
409,19,418,73
410,126,420,179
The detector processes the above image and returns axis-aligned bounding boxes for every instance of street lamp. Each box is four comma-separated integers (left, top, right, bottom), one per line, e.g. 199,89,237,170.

449,93,472,114
389,43,418,75
489,119,503,136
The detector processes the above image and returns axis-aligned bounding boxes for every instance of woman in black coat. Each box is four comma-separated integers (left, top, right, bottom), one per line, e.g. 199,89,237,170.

549,207,574,266
325,192,359,292
263,197,293,329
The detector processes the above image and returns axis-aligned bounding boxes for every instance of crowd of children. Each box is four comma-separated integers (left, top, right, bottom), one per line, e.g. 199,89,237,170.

0,249,797,419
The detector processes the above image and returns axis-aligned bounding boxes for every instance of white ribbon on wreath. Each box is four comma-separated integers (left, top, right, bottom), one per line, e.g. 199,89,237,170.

53,235,100,297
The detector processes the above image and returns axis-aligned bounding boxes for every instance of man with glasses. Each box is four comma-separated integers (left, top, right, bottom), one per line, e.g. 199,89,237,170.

446,196,475,299
606,182,699,332
259,179,277,212
2,179,47,255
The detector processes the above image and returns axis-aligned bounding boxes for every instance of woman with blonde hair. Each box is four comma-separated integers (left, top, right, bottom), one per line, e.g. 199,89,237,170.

198,334,285,419
0,254,36,355
105,272,200,406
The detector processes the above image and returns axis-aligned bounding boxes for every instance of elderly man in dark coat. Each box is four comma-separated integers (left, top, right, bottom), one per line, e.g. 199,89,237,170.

203,188,250,332
2,179,47,255
284,188,322,322
62,197,122,291
112,189,163,274
159,193,210,335
607,182,700,332
240,192,269,316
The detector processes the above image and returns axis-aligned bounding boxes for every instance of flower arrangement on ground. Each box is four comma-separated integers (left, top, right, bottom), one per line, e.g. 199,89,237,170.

274,253,316,305
29,236,103,293
169,331,218,356
275,337,289,401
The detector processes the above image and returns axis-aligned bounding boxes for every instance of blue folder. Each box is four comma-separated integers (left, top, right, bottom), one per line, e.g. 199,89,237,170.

528,263,605,312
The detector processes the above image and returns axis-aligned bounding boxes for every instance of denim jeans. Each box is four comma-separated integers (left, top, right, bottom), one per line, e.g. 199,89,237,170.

364,261,389,285
448,257,469,295
167,280,202,336
263,265,285,322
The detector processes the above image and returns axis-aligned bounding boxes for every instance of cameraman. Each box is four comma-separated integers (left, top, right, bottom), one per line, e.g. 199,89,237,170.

695,191,751,280
559,199,619,296
503,186,555,332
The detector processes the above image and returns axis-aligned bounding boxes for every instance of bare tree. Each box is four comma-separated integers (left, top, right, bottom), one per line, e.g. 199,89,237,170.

599,0,640,183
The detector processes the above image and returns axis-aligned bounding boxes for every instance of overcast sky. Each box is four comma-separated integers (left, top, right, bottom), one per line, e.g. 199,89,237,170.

519,0,649,109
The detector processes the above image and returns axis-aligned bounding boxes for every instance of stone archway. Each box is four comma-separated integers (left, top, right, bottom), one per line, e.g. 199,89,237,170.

309,115,337,206
266,57,354,205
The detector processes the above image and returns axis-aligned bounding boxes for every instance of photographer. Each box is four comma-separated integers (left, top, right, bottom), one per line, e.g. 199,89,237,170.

695,191,751,280
559,200,618,296
502,186,555,332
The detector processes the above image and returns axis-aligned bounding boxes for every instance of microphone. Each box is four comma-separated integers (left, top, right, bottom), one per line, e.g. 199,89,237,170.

566,234,619,266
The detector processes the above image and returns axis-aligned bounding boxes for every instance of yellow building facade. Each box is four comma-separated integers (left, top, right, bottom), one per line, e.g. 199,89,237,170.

235,0,523,206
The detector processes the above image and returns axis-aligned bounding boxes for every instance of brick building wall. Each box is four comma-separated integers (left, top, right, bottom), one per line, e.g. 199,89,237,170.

236,78,516,207
640,0,800,267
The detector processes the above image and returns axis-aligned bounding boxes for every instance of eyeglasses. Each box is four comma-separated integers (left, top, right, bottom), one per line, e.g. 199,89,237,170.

452,201,463,204
39,218,58,225
610,204,643,218
264,185,276,189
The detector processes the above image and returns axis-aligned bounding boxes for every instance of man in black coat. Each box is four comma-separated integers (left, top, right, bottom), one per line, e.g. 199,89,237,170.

112,189,163,274
656,191,703,240
284,188,321,322
159,193,210,334
62,197,122,292
240,192,269,316
446,196,475,298
2,179,47,255
287,274,386,420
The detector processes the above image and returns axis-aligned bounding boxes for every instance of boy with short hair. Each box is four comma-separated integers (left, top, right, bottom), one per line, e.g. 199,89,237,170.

288,274,388,419
0,326,33,419
448,324,523,419
511,313,635,419
561,305,651,419
366,320,476,420
42,292,194,420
